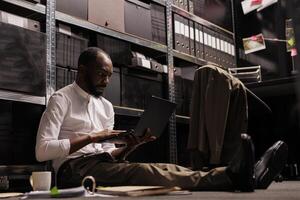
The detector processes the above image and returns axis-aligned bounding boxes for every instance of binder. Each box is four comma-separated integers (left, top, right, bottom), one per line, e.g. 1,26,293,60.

211,30,218,65
179,16,186,53
198,24,205,59
183,0,188,11
203,27,213,62
188,0,194,13
194,23,201,59
215,36,222,66
56,66,65,90
151,3,166,44
173,14,182,52
183,17,190,54
189,20,195,56
220,36,226,68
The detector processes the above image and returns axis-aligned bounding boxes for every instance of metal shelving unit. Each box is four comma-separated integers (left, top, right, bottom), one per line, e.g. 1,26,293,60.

0,0,237,163
0,90,45,105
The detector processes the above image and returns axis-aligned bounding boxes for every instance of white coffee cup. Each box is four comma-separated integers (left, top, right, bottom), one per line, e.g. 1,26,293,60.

30,171,51,191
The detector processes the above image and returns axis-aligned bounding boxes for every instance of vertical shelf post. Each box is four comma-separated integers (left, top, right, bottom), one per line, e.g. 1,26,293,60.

45,0,56,104
166,0,178,164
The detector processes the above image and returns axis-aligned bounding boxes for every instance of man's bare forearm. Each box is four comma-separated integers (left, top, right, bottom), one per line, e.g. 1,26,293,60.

69,135,92,154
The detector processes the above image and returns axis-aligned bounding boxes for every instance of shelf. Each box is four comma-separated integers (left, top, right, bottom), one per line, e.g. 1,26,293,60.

172,5,234,37
152,0,166,6
2,0,168,54
0,90,46,105
2,0,45,14
176,115,190,124
55,11,168,54
173,50,207,66
114,105,190,124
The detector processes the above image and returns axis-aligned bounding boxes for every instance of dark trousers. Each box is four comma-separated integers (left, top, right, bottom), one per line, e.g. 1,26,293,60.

57,153,233,191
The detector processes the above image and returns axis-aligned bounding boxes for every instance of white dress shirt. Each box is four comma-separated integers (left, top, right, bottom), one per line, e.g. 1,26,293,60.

35,82,116,173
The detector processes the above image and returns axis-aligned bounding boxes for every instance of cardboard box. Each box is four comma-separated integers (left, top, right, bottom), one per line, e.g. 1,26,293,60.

88,0,125,32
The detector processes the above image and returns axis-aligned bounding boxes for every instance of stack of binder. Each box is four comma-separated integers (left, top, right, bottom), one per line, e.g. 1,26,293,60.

56,67,78,90
97,34,132,66
56,24,88,90
173,14,196,56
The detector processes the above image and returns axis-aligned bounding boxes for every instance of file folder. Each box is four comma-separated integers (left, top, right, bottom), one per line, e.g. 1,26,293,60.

174,14,183,52
189,20,195,56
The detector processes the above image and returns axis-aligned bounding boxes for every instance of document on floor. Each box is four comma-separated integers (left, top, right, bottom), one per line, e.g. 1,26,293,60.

96,186,190,197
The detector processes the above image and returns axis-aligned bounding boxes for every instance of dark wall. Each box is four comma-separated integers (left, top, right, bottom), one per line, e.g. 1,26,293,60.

233,0,296,80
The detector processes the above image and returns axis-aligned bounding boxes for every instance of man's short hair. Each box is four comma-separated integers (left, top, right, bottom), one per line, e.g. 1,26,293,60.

78,47,111,67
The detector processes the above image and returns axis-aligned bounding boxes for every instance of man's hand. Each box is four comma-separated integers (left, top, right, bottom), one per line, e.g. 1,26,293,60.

125,128,157,148
89,129,127,143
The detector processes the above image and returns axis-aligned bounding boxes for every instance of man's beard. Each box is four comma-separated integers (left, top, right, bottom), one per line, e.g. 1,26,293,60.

86,77,104,98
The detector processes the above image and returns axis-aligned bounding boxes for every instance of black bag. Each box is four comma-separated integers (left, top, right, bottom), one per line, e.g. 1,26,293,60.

254,141,288,189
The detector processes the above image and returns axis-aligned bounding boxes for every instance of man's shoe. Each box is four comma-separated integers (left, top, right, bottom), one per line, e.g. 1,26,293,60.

226,134,255,192
255,141,288,189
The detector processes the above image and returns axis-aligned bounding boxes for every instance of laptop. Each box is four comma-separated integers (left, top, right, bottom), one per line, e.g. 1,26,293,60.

106,96,176,141
132,96,177,137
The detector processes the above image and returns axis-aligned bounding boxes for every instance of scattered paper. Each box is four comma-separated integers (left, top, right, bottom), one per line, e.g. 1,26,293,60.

241,0,261,15
241,0,278,15
243,33,266,54
257,0,278,12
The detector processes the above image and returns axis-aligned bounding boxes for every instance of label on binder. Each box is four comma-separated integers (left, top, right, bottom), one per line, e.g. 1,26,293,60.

174,21,180,34
190,27,194,40
212,36,216,48
195,29,199,42
184,25,189,37
200,31,204,44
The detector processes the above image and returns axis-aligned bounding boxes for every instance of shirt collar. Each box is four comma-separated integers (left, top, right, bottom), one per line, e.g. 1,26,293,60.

72,82,91,101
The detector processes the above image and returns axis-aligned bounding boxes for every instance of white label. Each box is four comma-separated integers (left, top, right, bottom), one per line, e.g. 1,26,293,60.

7,13,25,28
225,42,229,54
227,43,231,54
184,25,189,37
200,31,204,44
212,36,216,48
175,21,180,34
141,59,151,69
189,27,194,40
204,33,208,45
216,38,220,50
195,29,199,42
208,34,212,47
232,45,235,56
180,22,185,36
59,24,72,36
221,40,224,52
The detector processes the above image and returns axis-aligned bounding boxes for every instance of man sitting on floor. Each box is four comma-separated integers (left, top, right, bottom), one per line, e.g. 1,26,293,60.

35,47,279,192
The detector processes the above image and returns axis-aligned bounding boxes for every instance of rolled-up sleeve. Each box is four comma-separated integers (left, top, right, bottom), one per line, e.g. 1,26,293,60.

101,102,116,153
35,93,70,162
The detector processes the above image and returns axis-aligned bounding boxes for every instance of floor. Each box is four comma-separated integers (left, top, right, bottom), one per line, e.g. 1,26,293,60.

8,181,300,199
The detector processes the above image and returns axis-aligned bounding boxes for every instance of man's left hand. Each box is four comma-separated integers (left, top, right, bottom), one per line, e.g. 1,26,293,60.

125,128,156,148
